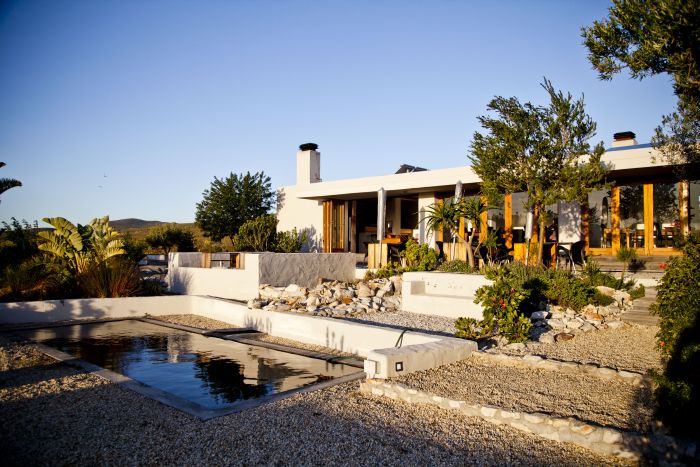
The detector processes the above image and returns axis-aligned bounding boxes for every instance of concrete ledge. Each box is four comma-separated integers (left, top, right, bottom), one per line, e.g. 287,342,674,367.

0,295,476,379
479,352,650,386
401,272,491,319
360,380,698,461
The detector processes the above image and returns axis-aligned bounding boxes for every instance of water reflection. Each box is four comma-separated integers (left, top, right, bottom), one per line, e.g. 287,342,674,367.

17,321,355,409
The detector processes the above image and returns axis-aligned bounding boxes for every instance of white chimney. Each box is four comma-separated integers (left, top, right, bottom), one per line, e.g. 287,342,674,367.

612,131,638,148
296,143,321,185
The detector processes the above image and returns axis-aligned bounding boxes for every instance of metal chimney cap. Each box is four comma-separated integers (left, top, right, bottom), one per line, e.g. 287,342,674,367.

613,131,636,141
299,143,318,151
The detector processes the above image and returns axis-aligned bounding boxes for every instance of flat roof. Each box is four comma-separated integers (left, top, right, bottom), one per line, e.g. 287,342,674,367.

289,145,667,200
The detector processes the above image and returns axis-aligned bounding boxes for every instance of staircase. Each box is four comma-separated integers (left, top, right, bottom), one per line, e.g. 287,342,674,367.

591,255,670,281
623,286,660,326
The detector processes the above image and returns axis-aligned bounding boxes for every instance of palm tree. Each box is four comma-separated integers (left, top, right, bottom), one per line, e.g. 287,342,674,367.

460,197,488,268
424,198,460,259
0,162,21,202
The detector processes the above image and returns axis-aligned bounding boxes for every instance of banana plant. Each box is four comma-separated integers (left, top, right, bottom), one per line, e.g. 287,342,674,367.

38,216,124,274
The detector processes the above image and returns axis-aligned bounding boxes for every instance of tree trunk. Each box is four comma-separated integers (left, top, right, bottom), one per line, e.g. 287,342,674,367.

537,219,546,266
466,234,475,268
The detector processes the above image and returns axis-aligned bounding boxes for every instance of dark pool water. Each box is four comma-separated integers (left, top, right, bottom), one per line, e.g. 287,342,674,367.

16,320,356,409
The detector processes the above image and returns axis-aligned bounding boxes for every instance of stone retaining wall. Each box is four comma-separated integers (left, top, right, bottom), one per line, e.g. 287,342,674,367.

478,352,649,386
360,380,698,461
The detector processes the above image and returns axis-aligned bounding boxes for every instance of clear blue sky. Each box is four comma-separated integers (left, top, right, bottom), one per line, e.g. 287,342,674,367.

0,0,677,226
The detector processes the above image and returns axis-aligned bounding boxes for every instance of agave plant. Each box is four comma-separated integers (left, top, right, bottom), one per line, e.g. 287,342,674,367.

37,216,125,274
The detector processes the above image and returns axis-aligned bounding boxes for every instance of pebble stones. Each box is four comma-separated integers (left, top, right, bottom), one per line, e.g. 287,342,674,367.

528,289,636,344
248,277,402,318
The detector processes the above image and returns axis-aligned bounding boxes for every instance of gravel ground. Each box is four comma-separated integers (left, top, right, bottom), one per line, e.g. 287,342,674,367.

151,314,237,330
0,337,627,466
338,310,456,336
491,324,663,373
394,353,654,432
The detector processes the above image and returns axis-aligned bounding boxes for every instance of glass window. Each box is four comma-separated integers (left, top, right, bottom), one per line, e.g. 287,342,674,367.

691,180,700,233
511,192,528,243
619,184,644,248
588,189,612,248
653,182,679,248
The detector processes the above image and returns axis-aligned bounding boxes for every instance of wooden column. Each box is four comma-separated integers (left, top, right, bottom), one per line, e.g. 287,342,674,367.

322,200,332,253
504,193,513,249
644,184,654,255
480,195,488,240
679,180,690,236
611,186,621,254
350,201,357,253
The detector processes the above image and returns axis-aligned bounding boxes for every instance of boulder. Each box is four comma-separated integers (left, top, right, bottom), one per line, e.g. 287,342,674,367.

530,311,550,320
357,283,373,298
595,286,615,296
555,332,575,342
606,320,625,329
583,308,604,322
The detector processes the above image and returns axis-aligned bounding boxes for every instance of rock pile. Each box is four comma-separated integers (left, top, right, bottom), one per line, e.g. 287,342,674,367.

530,286,633,344
247,276,403,318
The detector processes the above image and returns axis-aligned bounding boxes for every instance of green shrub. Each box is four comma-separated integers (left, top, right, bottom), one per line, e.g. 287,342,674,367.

78,258,141,298
544,270,593,311
650,236,700,440
591,291,615,306
629,284,645,300
275,228,308,253
145,224,197,255
400,238,438,271
583,261,621,289
471,267,532,343
454,317,491,341
139,278,165,296
364,261,403,280
616,245,637,285
437,260,475,274
233,215,277,251
122,233,147,263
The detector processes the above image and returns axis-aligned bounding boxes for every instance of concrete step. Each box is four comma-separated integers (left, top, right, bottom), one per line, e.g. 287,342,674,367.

623,287,659,326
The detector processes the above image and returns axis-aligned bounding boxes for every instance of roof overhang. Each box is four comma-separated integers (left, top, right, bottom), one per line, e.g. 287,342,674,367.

292,166,481,200
286,145,674,201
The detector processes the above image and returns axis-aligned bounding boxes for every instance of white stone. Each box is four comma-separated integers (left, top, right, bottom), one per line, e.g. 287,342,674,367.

538,333,555,344
547,319,565,329
606,320,624,329
596,286,615,296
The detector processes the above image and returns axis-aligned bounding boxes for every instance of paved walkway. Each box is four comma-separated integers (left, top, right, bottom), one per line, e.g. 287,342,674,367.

623,287,660,326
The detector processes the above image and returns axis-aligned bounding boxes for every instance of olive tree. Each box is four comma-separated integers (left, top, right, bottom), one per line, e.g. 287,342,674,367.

582,0,700,176
469,79,608,265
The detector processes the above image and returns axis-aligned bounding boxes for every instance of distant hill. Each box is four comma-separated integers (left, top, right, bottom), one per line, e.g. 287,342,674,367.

110,218,168,230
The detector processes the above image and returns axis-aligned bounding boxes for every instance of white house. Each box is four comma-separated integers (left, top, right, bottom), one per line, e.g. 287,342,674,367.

277,135,699,265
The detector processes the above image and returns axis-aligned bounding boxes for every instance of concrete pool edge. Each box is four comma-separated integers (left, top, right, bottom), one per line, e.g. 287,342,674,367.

0,294,478,378
3,321,367,421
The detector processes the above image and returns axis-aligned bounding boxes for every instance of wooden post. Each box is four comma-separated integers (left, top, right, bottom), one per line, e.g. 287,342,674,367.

582,201,590,255
644,184,654,254
611,186,621,254
504,193,513,249
679,180,689,236
350,201,357,253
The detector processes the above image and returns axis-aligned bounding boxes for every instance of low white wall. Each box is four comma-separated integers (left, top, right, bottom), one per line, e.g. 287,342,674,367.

401,272,493,319
257,253,356,288
169,261,261,301
0,295,476,379
0,296,194,324
169,252,357,300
